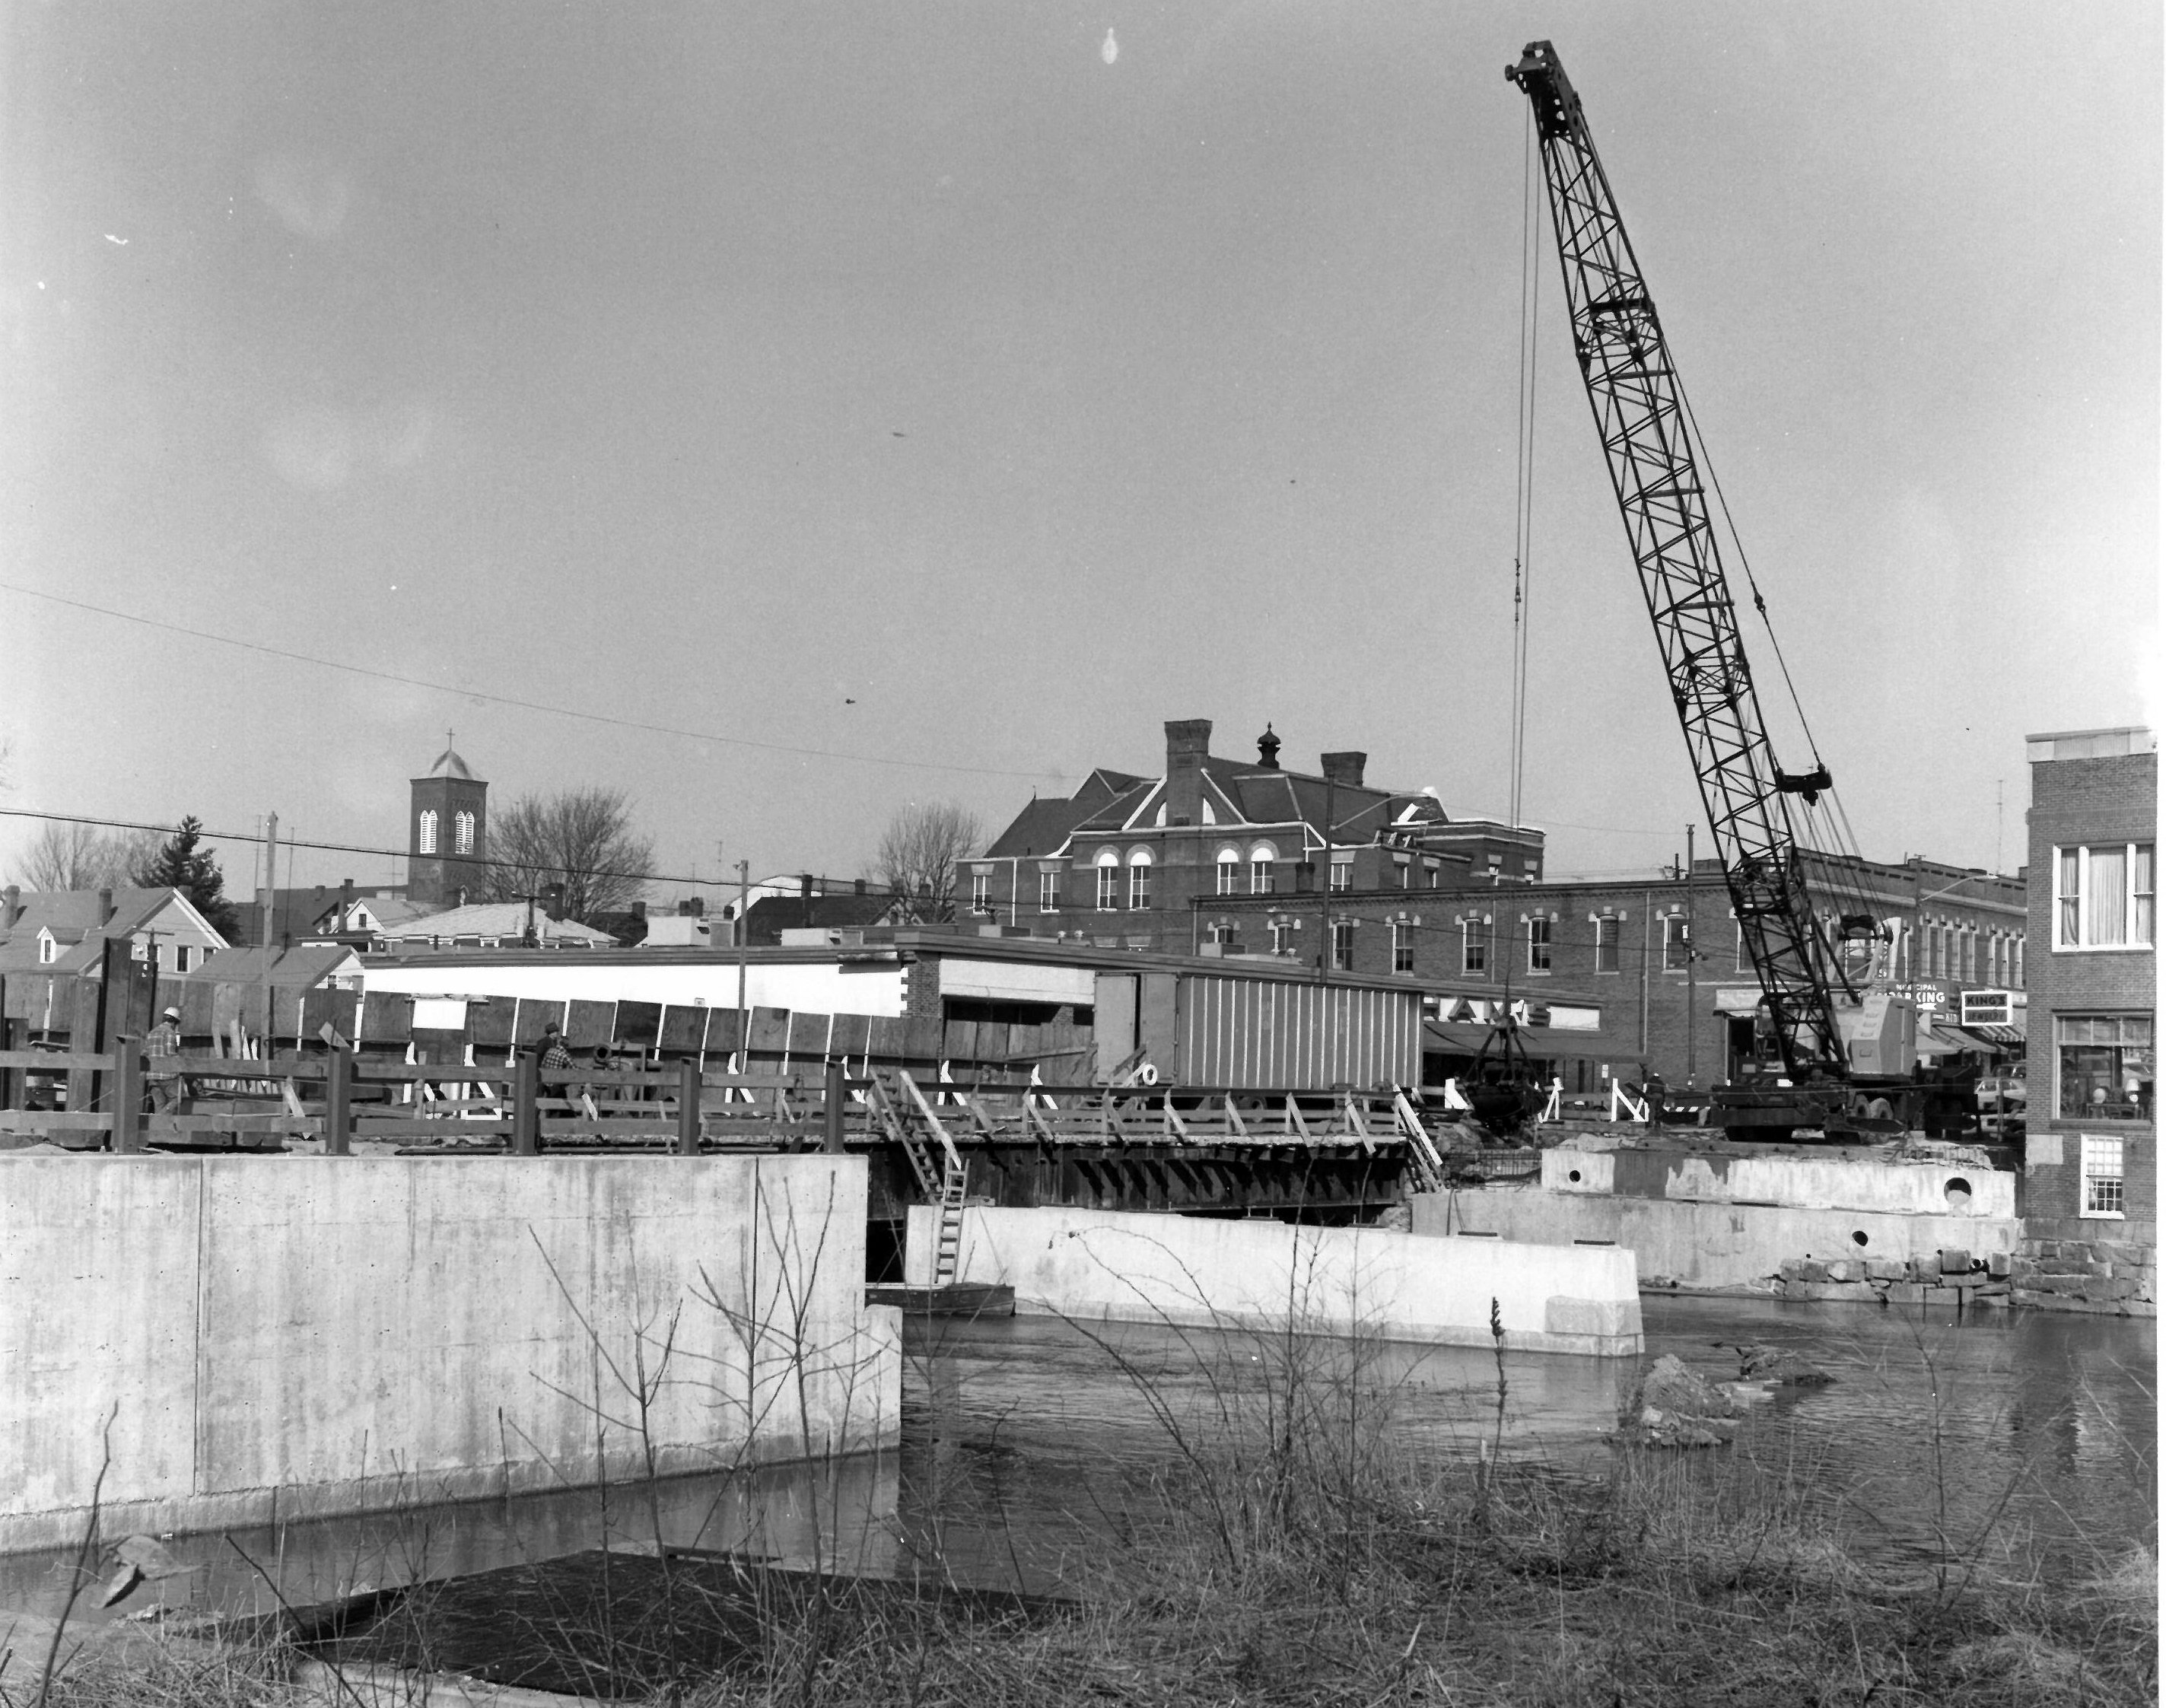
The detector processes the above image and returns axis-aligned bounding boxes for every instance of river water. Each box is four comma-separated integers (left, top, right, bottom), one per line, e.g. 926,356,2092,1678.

3,1296,2153,1628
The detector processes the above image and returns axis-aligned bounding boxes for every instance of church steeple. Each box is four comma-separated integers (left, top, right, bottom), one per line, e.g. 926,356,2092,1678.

409,739,488,908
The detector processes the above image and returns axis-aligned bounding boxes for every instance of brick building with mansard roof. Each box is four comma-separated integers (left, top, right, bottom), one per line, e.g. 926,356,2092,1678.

962,720,1543,954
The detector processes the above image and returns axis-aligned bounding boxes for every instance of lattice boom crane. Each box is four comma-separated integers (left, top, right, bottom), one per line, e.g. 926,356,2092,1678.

1505,40,1863,1088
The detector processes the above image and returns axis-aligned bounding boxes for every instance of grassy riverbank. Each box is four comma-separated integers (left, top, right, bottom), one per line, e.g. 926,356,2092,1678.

31,1423,2155,1707
21,1311,2158,1706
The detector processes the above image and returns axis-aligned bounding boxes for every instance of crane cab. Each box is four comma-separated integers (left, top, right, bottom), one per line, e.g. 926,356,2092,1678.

1837,990,1916,1079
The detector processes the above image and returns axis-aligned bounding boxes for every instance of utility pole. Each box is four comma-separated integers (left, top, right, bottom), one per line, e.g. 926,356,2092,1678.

735,858,751,1067
259,813,278,1058
1318,773,1337,985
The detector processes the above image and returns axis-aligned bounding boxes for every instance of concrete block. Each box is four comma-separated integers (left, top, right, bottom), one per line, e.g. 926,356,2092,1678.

1865,1258,1907,1281
0,1153,899,1554
1800,1260,1831,1283
1986,1252,2013,1279
1939,1248,1971,1274
2084,1277,2139,1302
913,1204,1644,1357
2086,1261,2117,1279
1779,1259,1808,1283
1823,1259,1861,1283
2043,1274,2088,1296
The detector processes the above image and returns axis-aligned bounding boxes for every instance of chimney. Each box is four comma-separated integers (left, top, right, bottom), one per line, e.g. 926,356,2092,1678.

854,877,867,895
1256,724,1281,771
339,879,354,934
1,885,17,930
97,887,114,927
1163,720,1210,827
801,873,814,928
1320,752,1367,789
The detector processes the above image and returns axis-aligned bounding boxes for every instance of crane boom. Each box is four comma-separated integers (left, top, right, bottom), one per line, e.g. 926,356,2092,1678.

1505,40,1845,1081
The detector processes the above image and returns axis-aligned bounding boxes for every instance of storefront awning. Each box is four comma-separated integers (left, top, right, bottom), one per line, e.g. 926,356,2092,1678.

1946,1020,2025,1049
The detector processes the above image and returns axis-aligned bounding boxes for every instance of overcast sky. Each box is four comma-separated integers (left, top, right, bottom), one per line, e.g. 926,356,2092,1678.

3,2,2157,902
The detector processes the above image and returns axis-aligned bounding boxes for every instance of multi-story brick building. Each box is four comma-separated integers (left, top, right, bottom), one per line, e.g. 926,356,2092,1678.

1178,850,2025,1091
965,720,1541,954
2019,726,2155,1248
964,717,2028,1090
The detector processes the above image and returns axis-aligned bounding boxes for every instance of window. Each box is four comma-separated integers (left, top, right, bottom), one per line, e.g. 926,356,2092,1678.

1250,844,1277,895
174,944,192,973
418,809,438,854
454,810,476,854
1423,860,1439,889
1662,914,1691,972
1329,855,1353,892
2082,1136,2126,1218
1395,857,1411,889
1527,917,1552,972
1206,921,1236,946
1392,922,1414,974
1038,870,1061,911
2056,1015,2155,1121
1461,917,1489,976
1270,919,1293,957
2014,937,2024,988
37,931,56,965
1216,848,1241,895
1595,915,1621,974
2055,844,2156,948
1331,920,1353,971
1735,921,1751,975
971,871,992,915
1095,851,1119,911
1960,928,1974,983
1128,850,1153,911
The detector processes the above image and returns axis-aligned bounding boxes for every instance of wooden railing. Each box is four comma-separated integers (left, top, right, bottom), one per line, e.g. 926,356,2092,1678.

1,1045,1468,1187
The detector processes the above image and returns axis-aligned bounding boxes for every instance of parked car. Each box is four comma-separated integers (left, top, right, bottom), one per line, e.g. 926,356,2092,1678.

1976,1063,2028,1110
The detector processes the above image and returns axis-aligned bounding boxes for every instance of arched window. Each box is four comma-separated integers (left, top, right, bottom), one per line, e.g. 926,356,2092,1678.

1095,848,1121,911
1216,846,1242,895
454,810,476,854
1249,841,1278,895
1128,847,1154,911
418,809,438,854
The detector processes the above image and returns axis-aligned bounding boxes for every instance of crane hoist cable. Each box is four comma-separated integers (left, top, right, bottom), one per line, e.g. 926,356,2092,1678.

1508,96,1540,846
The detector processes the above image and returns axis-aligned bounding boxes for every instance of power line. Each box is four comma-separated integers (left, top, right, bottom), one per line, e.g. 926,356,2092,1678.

0,807,736,892
0,579,1060,784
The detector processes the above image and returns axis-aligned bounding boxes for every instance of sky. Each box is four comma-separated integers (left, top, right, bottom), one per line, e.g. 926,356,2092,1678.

2,2,2158,904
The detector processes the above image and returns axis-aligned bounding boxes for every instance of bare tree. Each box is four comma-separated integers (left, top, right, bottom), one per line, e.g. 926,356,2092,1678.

480,787,656,924
13,822,160,892
874,801,984,924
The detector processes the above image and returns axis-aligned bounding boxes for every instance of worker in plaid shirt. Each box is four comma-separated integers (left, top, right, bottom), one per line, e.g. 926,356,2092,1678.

146,1005,185,1112
538,1022,574,1097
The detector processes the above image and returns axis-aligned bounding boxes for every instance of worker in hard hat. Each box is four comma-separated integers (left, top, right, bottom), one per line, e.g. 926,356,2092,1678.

146,1006,186,1114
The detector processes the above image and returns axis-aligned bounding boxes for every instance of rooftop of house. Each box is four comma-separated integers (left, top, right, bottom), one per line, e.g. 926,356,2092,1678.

0,886,224,974
742,890,902,945
367,899,616,947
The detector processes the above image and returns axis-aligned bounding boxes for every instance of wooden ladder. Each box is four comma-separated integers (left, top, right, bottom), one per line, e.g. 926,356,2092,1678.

867,1074,943,1198
899,1071,971,1286
1393,1086,1449,1191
